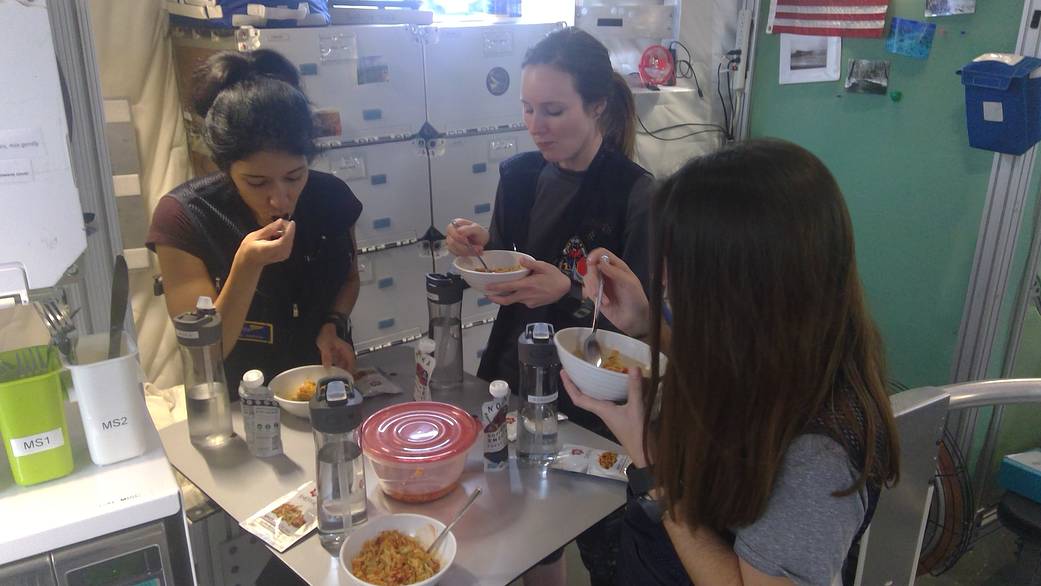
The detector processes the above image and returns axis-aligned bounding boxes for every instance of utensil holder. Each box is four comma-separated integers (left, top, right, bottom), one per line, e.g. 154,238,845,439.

0,346,73,485
66,333,150,466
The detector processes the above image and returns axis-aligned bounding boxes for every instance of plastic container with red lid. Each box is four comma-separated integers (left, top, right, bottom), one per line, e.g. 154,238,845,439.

361,401,479,503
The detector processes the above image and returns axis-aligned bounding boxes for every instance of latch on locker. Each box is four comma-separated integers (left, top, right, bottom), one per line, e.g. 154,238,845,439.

377,277,395,289
378,318,396,330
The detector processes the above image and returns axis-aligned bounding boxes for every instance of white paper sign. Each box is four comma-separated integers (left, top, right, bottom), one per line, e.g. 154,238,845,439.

982,102,1004,123
10,428,65,457
0,127,45,160
0,158,32,184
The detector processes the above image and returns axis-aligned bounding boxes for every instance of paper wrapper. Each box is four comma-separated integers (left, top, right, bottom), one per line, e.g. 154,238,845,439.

354,367,403,397
549,444,630,482
240,481,318,552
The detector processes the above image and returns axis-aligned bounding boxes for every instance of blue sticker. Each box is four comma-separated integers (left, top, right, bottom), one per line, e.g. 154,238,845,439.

474,203,492,214
240,321,274,344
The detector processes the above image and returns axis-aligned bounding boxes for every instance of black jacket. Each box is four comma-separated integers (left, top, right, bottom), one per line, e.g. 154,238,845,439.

164,171,362,393
477,147,649,431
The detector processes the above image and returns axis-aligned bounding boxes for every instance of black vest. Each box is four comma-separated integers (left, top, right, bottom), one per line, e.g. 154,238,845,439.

169,171,360,393
477,147,648,431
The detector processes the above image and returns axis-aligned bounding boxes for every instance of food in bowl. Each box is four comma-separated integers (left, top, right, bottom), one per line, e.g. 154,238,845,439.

473,264,523,273
292,378,317,401
350,530,441,586
555,328,668,402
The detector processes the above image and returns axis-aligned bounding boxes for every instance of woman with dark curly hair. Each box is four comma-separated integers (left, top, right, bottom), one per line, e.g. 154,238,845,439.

148,49,362,392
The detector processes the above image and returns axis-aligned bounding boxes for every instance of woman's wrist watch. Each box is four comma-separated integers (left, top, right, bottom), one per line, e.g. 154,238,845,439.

321,311,352,342
626,463,663,524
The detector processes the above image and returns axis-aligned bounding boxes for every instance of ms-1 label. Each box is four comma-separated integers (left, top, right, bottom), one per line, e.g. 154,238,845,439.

10,428,64,457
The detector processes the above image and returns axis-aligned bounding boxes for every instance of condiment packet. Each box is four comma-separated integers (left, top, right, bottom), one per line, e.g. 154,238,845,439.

354,367,403,397
506,410,568,442
549,444,631,482
240,481,318,552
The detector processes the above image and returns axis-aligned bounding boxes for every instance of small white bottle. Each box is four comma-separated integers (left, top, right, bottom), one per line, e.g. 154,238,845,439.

239,369,282,457
414,337,436,402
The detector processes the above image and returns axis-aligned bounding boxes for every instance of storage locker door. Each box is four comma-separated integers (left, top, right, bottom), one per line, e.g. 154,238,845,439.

462,322,494,376
353,244,434,351
429,130,535,233
423,23,562,134
258,26,426,142
312,140,431,249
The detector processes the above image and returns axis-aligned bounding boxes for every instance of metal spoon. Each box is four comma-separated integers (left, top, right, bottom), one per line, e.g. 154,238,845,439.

583,255,611,367
450,220,491,272
426,487,481,554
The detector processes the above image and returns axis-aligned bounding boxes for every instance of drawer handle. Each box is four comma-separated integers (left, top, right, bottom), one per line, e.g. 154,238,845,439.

378,277,395,289
372,217,391,229
477,297,492,307
363,109,383,121
299,63,318,76
378,318,396,329
472,163,487,174
371,174,388,186
473,203,492,214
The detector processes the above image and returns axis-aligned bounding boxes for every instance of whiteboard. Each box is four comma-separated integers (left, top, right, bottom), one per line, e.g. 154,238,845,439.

0,0,86,302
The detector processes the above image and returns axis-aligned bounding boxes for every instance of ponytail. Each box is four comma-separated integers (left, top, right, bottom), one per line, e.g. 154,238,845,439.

192,49,302,118
524,28,637,161
602,72,636,159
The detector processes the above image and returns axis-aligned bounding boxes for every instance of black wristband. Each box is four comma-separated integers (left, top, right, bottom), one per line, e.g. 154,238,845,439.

321,312,352,343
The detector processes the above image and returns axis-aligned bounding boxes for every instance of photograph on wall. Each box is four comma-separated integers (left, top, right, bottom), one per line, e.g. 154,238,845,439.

925,0,976,17
886,17,936,60
778,34,841,85
844,59,890,94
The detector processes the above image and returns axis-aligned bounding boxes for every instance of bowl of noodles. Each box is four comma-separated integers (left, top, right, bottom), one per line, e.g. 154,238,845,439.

339,513,456,586
452,250,535,294
553,327,667,402
269,365,352,419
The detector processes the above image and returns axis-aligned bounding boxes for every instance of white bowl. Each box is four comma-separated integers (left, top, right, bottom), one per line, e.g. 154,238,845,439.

452,250,534,294
339,513,456,586
269,365,352,419
554,327,668,402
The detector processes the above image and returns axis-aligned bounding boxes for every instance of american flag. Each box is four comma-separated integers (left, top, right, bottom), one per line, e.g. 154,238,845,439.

767,0,890,38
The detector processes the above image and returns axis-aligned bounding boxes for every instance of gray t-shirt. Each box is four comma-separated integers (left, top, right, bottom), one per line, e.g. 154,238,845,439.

488,162,655,287
733,434,867,586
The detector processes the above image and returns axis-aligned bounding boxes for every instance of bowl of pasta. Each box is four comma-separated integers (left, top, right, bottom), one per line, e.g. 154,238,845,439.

553,328,667,402
452,250,535,294
339,513,456,586
269,365,352,419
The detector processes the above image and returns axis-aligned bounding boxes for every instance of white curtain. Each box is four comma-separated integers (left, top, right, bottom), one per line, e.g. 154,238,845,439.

88,0,189,388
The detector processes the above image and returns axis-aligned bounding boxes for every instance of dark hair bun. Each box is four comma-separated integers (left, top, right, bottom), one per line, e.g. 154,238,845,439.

192,49,301,118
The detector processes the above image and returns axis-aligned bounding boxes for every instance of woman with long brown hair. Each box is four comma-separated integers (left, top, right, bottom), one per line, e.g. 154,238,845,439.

564,138,900,585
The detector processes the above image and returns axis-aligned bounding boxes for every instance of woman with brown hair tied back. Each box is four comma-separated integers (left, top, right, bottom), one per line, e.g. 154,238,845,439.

444,26,653,586
148,49,363,396
565,139,901,585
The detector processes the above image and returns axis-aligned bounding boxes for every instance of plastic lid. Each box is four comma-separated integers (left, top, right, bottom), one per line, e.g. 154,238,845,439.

196,296,216,313
242,369,264,388
489,380,510,398
361,401,479,464
418,338,436,354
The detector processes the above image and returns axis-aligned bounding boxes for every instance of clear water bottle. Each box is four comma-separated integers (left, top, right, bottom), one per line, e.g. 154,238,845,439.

516,323,560,466
426,273,464,393
239,369,282,458
310,377,366,554
174,296,233,448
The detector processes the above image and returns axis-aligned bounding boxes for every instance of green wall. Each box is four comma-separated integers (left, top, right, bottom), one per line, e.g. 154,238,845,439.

748,1,1025,388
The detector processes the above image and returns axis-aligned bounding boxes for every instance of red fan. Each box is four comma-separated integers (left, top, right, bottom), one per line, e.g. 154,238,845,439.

639,45,674,86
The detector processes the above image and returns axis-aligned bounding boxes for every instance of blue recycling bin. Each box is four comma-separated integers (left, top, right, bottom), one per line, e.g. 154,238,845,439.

960,54,1041,155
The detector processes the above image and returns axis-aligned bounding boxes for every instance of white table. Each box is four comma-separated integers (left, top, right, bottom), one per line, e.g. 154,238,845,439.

159,345,626,585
